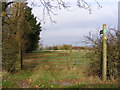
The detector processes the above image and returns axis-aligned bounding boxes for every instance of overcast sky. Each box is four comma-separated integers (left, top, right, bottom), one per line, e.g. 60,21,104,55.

28,0,119,46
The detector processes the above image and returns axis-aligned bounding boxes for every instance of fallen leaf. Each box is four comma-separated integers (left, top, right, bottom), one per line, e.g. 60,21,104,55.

51,85,53,88
42,85,44,87
34,85,39,88
59,80,62,82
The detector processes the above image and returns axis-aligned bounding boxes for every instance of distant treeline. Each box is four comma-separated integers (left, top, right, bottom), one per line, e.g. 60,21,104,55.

40,45,91,50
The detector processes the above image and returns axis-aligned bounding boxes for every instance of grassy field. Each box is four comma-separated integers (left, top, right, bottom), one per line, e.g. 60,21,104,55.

2,50,118,88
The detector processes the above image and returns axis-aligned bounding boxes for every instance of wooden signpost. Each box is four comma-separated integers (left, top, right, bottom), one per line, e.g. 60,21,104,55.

102,24,107,81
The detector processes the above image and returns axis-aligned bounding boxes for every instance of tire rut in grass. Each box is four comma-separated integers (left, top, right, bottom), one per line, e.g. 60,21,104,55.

52,81,72,86
15,79,32,88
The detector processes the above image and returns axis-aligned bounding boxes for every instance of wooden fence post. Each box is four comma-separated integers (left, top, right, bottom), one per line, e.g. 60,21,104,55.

20,46,23,70
69,45,72,54
69,45,72,68
19,42,23,70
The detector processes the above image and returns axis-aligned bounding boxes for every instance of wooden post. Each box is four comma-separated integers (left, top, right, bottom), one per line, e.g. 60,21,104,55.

19,42,23,70
69,45,72,54
69,45,72,68
102,24,107,81
20,46,23,70
67,56,69,69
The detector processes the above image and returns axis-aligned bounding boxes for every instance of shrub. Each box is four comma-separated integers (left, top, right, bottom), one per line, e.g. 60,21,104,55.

86,29,120,81
63,45,71,50
53,46,58,50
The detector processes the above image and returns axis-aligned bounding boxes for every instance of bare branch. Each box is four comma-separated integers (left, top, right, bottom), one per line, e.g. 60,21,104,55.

94,0,102,9
30,0,101,24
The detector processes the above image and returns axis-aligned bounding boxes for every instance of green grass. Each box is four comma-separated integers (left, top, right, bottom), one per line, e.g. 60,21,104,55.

66,83,117,88
23,50,88,68
2,50,118,88
2,70,32,88
3,69,118,88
